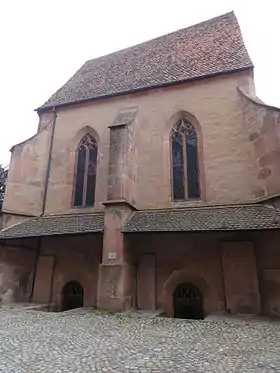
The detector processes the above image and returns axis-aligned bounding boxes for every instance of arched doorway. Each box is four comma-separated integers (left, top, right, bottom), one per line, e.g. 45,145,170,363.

61,281,84,311
173,282,204,319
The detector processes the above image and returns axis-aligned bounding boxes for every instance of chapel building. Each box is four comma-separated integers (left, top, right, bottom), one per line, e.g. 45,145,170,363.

1,12,280,319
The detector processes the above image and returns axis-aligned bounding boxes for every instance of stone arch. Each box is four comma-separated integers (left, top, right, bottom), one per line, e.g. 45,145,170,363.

53,273,91,311
70,125,100,153
165,110,206,202
73,133,98,207
173,282,204,319
61,280,84,311
162,269,217,317
166,110,202,138
69,126,100,208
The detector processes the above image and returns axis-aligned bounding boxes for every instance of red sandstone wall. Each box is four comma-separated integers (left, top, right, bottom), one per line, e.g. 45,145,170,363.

1,213,32,229
3,70,261,217
240,89,280,199
130,232,280,318
255,231,280,317
0,242,37,303
130,233,225,317
2,120,51,216
36,234,102,309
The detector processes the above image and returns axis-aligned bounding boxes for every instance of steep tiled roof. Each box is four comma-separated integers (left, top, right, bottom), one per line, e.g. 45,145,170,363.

39,12,252,110
123,204,280,232
0,213,104,239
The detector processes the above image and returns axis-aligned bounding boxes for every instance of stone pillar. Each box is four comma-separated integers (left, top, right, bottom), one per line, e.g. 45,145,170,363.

97,201,136,311
97,107,137,311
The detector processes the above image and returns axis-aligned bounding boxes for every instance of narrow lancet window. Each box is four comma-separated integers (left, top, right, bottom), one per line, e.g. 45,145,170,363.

171,118,200,200
74,134,97,207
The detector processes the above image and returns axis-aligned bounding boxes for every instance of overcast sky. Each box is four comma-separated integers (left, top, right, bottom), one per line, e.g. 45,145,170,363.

1,0,279,165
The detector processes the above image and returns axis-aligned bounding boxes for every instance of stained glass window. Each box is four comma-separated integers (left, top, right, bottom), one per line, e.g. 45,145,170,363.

74,134,97,207
171,118,200,200
172,131,185,200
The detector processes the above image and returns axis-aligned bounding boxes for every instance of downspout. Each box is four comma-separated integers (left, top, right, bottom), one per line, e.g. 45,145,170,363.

31,107,57,303
29,237,42,302
41,107,57,216
219,242,228,314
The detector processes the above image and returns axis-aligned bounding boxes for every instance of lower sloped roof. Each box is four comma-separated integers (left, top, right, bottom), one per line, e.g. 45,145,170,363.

1,204,279,239
0,213,104,239
123,204,280,232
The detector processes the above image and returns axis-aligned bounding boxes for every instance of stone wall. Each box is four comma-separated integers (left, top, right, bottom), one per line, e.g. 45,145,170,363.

0,241,37,304
34,234,102,309
129,231,280,318
255,231,280,317
129,233,226,317
221,241,260,314
2,118,51,216
241,89,280,199
1,213,33,230
3,69,262,215
1,229,280,318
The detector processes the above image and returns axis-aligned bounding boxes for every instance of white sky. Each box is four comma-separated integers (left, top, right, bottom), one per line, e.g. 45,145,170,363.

1,0,279,165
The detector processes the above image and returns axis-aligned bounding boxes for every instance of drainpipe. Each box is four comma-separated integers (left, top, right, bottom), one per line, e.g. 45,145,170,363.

41,107,57,216
135,260,139,310
31,107,57,303
29,237,42,302
49,255,56,308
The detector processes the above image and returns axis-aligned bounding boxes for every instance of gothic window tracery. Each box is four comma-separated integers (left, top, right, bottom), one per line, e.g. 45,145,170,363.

74,134,97,207
171,118,200,200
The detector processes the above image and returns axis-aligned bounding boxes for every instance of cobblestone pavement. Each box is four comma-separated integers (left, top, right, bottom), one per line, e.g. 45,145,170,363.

0,309,280,372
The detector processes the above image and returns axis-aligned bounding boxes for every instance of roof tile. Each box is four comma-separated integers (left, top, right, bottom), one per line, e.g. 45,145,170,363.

123,204,280,232
39,12,252,110
0,213,104,239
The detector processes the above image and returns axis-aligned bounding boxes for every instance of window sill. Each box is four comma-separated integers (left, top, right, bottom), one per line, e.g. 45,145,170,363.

69,205,102,214
171,199,205,208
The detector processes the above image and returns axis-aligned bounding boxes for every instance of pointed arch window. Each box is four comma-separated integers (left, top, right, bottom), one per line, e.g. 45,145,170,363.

171,118,200,201
74,134,98,207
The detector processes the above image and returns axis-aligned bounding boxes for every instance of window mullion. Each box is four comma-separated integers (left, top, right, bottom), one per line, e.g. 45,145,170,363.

82,147,89,206
182,134,188,199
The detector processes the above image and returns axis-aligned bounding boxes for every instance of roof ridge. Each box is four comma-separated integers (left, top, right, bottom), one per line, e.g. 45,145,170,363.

84,11,235,65
135,203,271,214
40,212,104,219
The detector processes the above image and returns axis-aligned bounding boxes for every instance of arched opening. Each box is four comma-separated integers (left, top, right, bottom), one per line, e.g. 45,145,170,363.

73,134,98,207
171,118,200,201
173,282,204,319
61,281,84,311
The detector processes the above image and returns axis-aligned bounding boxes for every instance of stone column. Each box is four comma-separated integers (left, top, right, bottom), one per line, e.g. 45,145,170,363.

97,107,137,311
97,201,136,311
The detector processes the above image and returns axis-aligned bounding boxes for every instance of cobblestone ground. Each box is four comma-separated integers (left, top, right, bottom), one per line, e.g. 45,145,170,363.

0,309,280,372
